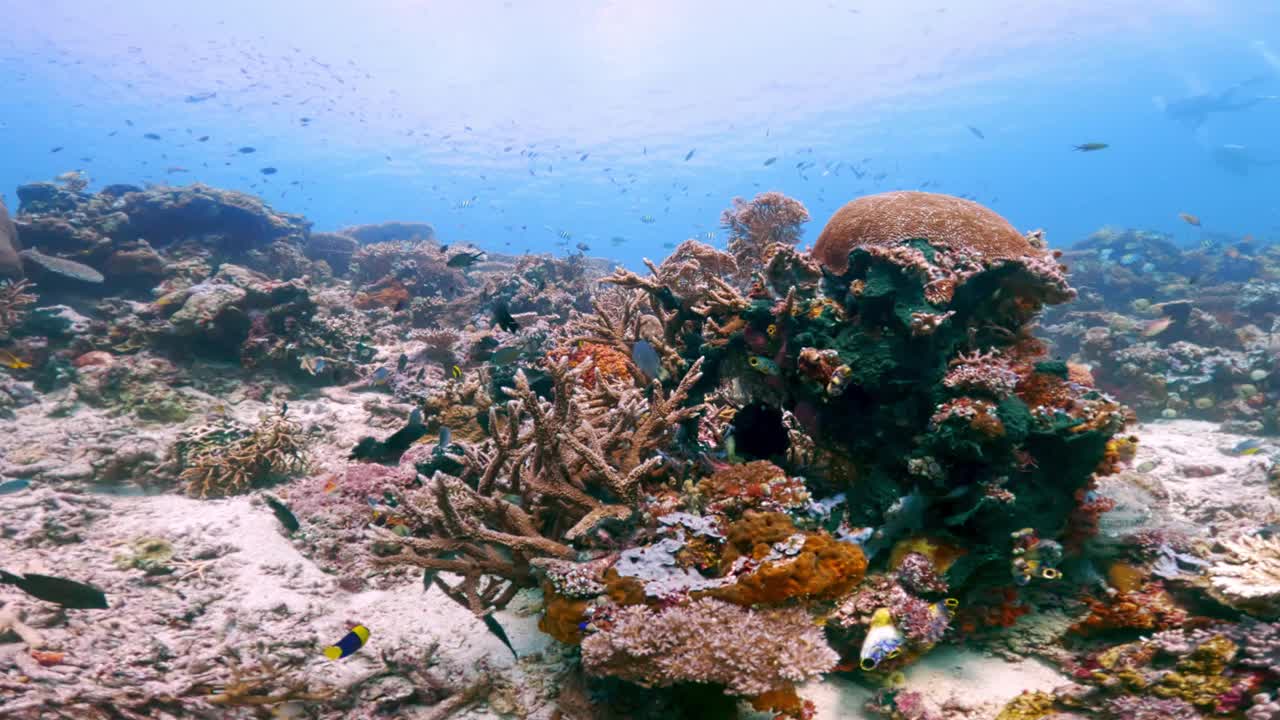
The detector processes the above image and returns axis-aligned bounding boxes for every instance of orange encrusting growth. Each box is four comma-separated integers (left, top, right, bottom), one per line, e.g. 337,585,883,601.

547,342,632,389
702,512,867,606
538,583,590,645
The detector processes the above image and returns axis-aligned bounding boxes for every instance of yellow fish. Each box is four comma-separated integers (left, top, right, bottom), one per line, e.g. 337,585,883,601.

0,350,31,370
451,365,463,379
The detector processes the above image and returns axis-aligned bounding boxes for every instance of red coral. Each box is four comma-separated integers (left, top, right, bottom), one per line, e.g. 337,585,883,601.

1069,581,1187,636
547,342,632,389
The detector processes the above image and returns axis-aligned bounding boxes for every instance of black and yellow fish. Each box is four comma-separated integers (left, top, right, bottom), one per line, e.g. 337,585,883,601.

323,624,369,660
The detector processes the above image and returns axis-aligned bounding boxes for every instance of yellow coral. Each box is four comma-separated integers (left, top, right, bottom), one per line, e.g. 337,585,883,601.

995,691,1055,720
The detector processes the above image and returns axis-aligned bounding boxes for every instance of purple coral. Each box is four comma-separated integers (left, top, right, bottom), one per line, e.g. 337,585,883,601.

1103,695,1200,720
580,598,837,698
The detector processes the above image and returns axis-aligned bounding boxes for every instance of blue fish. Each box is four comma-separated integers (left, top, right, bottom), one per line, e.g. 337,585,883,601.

323,625,369,660
0,479,30,495
631,340,661,380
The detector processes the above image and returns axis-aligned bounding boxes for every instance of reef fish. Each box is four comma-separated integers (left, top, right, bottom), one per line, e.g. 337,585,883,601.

859,608,904,671
1178,212,1201,227
0,479,30,494
299,355,328,375
0,570,109,609
631,340,662,380
1229,438,1267,456
323,624,369,659
1073,142,1109,152
19,249,104,284
684,149,696,161
0,349,32,370
446,250,486,268
747,355,780,376
262,494,300,533
350,408,429,464
492,300,521,332
1141,317,1173,337
640,215,656,224
482,613,517,658
967,125,985,139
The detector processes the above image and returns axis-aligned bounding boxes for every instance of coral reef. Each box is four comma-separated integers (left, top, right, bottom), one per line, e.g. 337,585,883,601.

0,196,22,279
172,408,309,497
722,191,810,287
1210,533,1280,619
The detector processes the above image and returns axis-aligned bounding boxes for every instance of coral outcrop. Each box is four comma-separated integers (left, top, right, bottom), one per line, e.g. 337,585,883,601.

0,196,22,279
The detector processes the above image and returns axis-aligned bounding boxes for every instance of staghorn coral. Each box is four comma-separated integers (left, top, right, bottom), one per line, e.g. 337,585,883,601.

579,597,837,699
1210,533,1280,618
721,191,810,288
174,408,309,498
372,356,706,613
0,278,36,338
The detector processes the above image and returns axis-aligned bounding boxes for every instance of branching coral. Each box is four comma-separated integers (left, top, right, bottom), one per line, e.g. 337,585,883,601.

175,409,309,498
374,357,706,613
0,278,36,338
722,192,810,288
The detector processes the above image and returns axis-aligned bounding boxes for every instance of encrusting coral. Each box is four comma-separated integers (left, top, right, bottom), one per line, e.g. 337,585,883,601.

579,597,837,703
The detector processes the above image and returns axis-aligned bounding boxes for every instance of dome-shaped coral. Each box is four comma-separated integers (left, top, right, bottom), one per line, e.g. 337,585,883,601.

812,191,1034,274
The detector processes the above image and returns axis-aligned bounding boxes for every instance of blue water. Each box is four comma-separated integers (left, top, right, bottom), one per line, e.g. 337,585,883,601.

3,0,1280,269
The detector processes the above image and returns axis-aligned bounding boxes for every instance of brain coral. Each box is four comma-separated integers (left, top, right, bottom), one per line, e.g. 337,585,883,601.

812,191,1033,274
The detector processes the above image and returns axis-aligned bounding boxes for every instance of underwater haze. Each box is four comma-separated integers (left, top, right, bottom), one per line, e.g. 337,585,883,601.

8,2,1280,720
4,0,1280,265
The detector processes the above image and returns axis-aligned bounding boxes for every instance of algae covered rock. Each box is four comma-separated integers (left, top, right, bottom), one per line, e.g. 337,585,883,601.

0,196,22,279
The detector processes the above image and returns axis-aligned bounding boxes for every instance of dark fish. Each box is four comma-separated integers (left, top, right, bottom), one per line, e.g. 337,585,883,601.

397,353,408,373
763,157,777,166
446,250,485,269
185,91,217,103
262,494,300,533
238,146,256,154
967,125,985,139
0,570,108,609
260,167,278,175
684,149,696,161
50,146,63,153
492,300,520,332
1178,212,1201,227
0,479,30,495
580,153,589,161
143,133,161,140
350,408,429,464
482,613,517,657
437,426,452,451
1073,142,1109,152
631,340,661,380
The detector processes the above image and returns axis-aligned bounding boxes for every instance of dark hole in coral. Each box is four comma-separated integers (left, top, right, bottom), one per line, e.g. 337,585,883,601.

731,401,789,461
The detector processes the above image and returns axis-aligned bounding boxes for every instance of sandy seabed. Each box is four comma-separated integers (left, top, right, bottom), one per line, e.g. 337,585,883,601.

1,408,1272,719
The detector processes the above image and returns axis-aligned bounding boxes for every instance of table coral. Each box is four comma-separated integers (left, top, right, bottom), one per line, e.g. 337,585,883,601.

1210,533,1280,619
